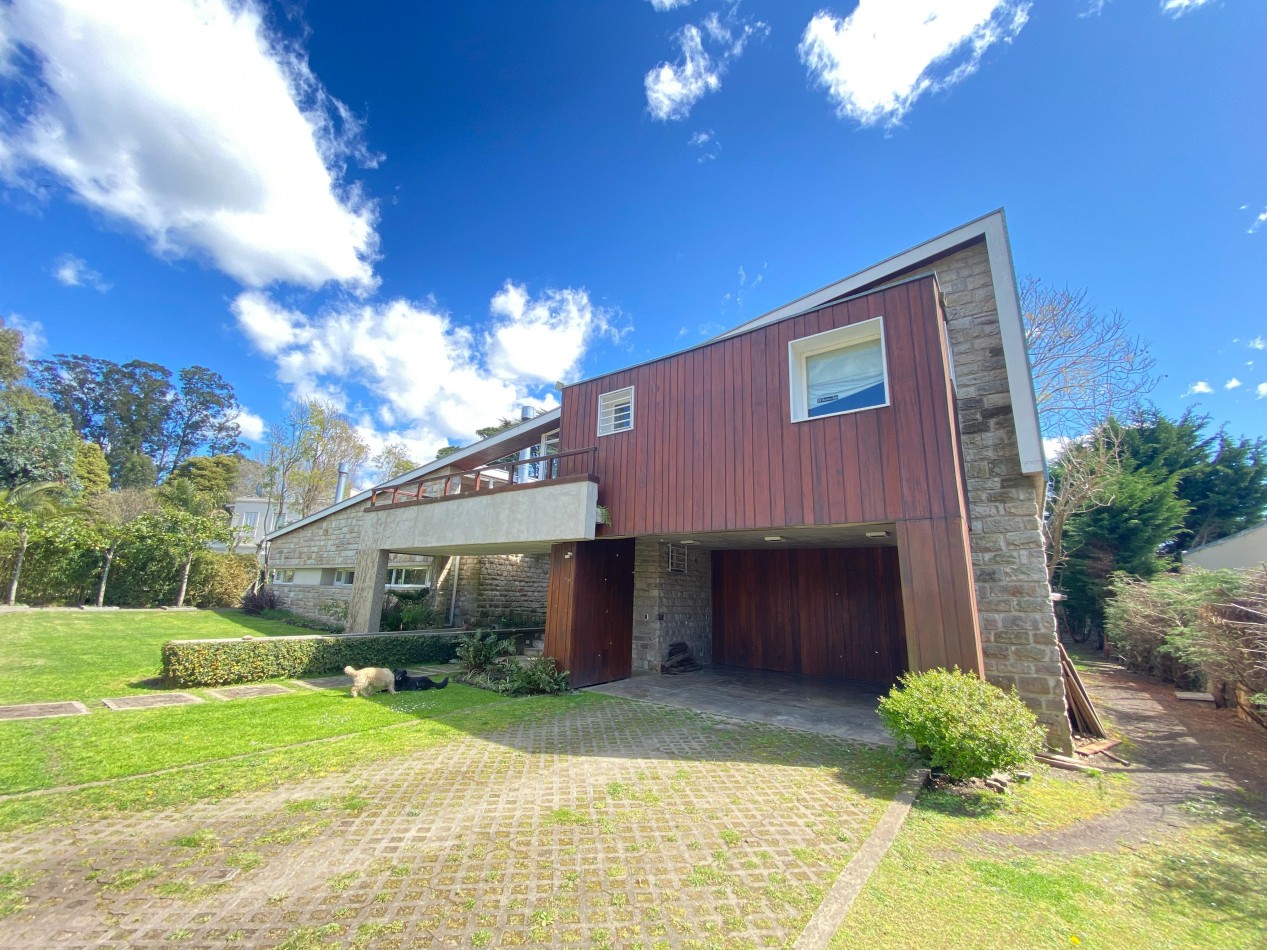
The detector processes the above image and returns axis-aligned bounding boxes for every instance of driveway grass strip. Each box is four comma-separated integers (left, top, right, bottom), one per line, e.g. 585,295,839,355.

0,691,604,833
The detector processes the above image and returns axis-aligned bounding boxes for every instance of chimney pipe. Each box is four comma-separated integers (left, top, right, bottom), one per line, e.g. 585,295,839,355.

334,462,349,503
520,405,534,421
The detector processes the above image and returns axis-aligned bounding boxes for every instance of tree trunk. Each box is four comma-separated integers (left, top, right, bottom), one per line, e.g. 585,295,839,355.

95,546,115,608
6,528,27,606
175,555,193,608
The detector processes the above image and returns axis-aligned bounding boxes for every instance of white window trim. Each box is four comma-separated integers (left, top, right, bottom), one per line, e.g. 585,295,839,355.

333,569,355,587
597,385,635,437
788,317,889,423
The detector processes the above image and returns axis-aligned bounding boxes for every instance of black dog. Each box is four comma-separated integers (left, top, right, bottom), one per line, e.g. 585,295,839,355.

393,669,449,691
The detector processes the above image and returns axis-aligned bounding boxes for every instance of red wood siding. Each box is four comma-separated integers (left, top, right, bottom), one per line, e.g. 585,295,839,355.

559,277,966,536
895,517,984,675
544,538,635,688
712,547,906,684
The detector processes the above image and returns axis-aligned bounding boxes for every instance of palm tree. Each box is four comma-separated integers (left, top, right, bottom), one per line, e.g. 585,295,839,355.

0,482,63,606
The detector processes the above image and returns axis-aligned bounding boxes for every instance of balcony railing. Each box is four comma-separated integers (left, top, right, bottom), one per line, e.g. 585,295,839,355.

368,447,596,509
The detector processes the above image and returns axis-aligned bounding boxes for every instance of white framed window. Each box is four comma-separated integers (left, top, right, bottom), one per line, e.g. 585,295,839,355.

270,569,296,584
666,543,687,574
788,317,889,423
333,569,355,586
239,511,258,529
386,567,431,587
597,386,634,436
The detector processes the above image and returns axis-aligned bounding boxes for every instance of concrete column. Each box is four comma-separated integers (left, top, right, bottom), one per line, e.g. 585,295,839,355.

347,547,390,633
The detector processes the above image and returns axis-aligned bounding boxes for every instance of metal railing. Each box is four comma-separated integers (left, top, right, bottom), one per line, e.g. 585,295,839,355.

368,447,596,508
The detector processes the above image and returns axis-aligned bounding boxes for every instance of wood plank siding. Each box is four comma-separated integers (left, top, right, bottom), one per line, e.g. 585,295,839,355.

712,547,907,684
558,277,967,536
544,538,635,688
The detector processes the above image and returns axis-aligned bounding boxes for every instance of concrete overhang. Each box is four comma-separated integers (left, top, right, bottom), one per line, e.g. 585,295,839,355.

359,477,599,556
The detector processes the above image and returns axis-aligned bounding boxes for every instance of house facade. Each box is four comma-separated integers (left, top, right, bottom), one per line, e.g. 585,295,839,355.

264,211,1071,749
1184,521,1267,571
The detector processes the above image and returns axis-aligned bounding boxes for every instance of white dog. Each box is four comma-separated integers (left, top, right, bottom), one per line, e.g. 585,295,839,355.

344,665,396,698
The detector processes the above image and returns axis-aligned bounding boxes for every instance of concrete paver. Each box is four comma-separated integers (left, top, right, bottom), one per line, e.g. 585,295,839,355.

0,698,906,949
588,667,893,746
0,701,90,721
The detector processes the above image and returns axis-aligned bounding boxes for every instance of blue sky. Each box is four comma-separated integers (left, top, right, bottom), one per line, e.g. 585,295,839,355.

0,0,1263,473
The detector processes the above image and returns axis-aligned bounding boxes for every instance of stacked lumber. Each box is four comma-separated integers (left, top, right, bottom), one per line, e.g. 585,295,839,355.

1059,643,1106,739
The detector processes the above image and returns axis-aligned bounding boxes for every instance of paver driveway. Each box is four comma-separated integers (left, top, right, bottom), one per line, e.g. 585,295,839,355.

0,696,906,949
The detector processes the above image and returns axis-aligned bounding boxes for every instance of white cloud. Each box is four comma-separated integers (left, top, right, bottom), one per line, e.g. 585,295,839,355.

799,1,1030,127
1043,436,1073,462
1249,336,1266,350
1248,208,1267,235
1225,377,1242,390
1184,380,1214,396
647,0,694,9
0,0,378,291
232,408,266,442
688,129,721,162
233,282,616,456
1258,383,1267,399
645,8,768,121
3,314,45,358
1160,0,1217,17
486,282,623,386
52,254,110,292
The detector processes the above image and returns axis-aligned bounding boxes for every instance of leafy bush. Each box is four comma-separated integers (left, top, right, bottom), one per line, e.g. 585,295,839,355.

456,629,516,672
185,553,258,608
500,656,569,695
316,599,349,631
239,584,280,615
1104,569,1245,688
162,631,459,687
380,589,444,631
877,668,1044,781
1186,569,1267,706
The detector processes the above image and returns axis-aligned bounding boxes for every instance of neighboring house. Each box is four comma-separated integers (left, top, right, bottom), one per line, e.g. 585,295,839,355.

1184,521,1267,571
264,210,1071,749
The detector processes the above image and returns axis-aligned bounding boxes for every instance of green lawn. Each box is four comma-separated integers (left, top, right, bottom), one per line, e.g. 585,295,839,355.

837,772,1267,949
0,609,601,835
0,609,309,704
0,686,503,795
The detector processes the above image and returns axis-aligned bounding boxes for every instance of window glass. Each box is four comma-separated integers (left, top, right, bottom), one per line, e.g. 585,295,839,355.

805,337,885,417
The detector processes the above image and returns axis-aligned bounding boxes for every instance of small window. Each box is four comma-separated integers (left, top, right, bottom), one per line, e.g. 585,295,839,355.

666,543,687,574
270,569,296,584
788,317,888,423
334,569,355,586
386,567,430,587
597,386,634,436
239,511,258,529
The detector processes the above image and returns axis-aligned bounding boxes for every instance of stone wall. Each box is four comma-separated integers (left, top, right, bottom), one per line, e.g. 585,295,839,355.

933,242,1072,751
429,553,550,627
268,584,351,622
631,539,712,672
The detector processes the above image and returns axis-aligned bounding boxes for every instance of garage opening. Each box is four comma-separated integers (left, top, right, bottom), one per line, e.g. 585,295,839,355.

711,546,907,686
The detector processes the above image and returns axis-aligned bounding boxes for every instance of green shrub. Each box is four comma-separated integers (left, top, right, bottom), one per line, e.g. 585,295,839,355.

1105,568,1249,689
877,668,1044,781
185,553,258,608
316,599,349,631
162,631,459,687
500,656,569,696
455,629,516,672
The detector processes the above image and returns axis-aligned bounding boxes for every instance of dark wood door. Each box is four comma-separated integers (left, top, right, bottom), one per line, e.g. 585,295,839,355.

712,547,906,684
545,538,635,688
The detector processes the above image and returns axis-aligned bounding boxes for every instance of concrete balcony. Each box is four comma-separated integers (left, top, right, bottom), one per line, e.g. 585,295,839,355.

361,471,600,555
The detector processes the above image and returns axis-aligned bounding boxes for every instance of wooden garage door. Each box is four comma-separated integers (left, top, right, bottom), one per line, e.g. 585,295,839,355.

712,547,906,683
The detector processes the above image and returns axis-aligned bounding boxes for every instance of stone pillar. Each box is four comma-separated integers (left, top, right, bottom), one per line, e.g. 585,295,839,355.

347,548,389,633
631,539,712,672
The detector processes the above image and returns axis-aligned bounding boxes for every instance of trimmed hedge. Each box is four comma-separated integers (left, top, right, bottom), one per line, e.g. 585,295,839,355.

162,631,460,687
